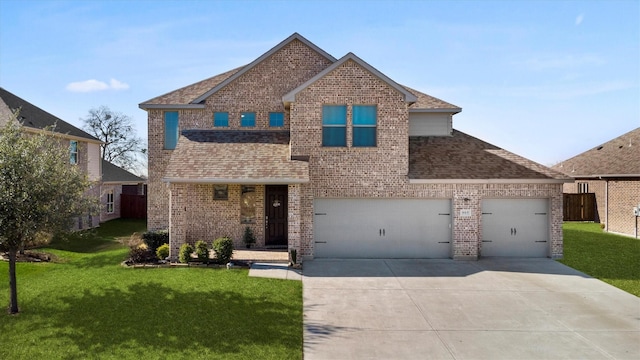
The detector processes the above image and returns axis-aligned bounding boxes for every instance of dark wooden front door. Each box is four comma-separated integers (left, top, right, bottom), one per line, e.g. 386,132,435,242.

265,185,288,246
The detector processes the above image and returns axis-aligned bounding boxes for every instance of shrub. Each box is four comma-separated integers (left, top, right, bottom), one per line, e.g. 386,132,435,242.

156,243,170,260
600,223,606,230
129,246,155,263
142,230,169,254
178,243,194,264
289,248,297,265
243,226,256,248
212,237,234,264
195,240,209,261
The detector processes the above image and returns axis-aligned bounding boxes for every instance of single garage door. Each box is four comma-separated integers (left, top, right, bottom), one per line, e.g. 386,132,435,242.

481,199,549,257
314,198,451,258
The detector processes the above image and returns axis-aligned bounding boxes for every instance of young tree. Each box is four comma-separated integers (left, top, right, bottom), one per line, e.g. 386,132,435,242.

0,116,95,314
81,106,146,173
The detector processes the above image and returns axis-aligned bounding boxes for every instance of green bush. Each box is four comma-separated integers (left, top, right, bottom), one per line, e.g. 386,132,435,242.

178,243,194,263
243,226,256,248
129,247,155,263
212,237,234,264
195,240,209,261
142,230,169,254
156,243,170,260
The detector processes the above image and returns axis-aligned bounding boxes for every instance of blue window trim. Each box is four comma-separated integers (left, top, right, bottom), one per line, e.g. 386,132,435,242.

352,105,377,147
213,112,229,127
240,112,256,127
269,112,284,127
322,105,347,147
164,111,179,150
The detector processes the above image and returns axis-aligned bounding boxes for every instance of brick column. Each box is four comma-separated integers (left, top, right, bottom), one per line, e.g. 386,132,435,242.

288,184,302,263
452,189,480,260
169,183,187,262
550,184,564,259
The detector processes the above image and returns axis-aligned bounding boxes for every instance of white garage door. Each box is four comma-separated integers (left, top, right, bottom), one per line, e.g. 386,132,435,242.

481,199,549,257
314,199,452,258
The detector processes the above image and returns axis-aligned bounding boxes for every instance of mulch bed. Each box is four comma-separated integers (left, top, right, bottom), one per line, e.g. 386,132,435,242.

0,250,57,263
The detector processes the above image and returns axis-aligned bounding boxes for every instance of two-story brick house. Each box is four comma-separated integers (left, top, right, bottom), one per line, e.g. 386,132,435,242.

140,33,570,262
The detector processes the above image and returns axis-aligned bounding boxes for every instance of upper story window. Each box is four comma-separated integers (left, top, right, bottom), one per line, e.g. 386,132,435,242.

213,112,229,127
269,112,284,127
69,140,78,164
352,105,377,147
322,105,347,147
164,111,179,150
240,112,256,127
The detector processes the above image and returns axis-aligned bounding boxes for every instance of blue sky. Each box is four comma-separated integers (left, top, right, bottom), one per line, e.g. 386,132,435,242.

1,0,638,168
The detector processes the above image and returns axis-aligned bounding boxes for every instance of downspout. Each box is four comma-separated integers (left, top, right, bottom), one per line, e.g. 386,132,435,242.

604,179,608,232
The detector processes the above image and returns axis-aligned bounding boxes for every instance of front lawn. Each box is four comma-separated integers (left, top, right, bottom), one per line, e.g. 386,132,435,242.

0,219,303,360
560,222,640,296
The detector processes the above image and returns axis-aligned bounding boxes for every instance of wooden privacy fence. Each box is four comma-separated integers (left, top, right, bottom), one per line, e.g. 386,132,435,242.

121,194,147,219
563,193,596,221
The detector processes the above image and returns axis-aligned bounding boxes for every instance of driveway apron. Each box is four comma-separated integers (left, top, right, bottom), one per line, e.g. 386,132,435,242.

302,258,640,360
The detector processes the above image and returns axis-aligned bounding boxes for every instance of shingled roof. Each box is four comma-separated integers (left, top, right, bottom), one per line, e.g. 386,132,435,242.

163,130,309,184
409,130,570,181
102,160,145,184
139,33,460,112
552,127,640,177
0,87,99,141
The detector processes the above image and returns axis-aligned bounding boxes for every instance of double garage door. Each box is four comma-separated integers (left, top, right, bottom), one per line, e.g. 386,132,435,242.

314,199,452,258
313,198,550,258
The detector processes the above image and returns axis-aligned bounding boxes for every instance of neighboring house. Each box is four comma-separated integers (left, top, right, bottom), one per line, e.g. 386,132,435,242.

0,87,102,229
553,128,640,238
140,33,570,262
100,159,146,222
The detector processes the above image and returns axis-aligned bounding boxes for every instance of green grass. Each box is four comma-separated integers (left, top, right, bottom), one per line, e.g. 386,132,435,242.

560,222,640,296
0,219,303,360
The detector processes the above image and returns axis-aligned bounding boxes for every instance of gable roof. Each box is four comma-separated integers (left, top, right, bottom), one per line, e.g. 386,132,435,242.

552,127,640,177
0,87,100,142
403,85,461,112
102,159,145,184
163,130,309,184
409,130,570,182
283,52,418,105
139,33,337,109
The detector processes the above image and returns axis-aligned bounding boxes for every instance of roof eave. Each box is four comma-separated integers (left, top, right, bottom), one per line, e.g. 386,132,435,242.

162,177,310,184
22,126,104,144
568,174,640,179
409,108,462,114
408,178,571,184
139,103,206,110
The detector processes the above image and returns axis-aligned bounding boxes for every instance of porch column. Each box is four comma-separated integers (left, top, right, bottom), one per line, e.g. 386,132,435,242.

288,184,302,263
452,189,480,260
169,183,187,262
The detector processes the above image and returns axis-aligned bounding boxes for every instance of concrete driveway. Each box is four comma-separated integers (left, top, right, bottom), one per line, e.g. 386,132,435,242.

303,258,640,360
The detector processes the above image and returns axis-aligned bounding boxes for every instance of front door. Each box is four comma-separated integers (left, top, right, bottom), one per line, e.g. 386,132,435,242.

265,185,288,247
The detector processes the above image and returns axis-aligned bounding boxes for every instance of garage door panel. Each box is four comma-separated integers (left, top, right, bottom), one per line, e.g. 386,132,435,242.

482,199,549,257
314,199,451,258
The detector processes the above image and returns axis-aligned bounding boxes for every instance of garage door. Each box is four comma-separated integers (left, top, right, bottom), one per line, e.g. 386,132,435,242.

314,199,451,258
481,199,549,257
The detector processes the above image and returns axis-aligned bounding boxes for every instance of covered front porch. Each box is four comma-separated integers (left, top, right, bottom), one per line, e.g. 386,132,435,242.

162,130,309,262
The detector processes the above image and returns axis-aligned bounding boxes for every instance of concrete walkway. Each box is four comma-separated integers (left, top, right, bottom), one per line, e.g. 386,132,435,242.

303,258,640,360
248,262,302,280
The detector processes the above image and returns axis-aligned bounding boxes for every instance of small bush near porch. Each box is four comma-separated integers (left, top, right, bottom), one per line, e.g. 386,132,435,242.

560,222,640,297
0,219,302,360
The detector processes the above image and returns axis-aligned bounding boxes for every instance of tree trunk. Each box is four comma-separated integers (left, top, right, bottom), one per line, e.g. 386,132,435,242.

8,248,19,314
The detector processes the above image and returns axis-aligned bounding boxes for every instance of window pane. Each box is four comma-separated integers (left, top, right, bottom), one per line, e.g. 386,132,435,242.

214,112,229,127
353,127,376,147
241,112,256,127
322,127,346,147
269,112,284,127
164,111,179,150
353,105,377,125
241,186,256,223
322,105,347,125
69,141,78,164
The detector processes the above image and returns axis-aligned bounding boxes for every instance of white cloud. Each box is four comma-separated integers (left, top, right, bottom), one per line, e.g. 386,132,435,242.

575,13,584,25
66,78,129,92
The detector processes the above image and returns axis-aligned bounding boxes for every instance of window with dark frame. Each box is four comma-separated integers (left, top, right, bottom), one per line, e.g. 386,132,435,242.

578,182,589,193
213,185,228,200
352,105,377,147
322,105,347,147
